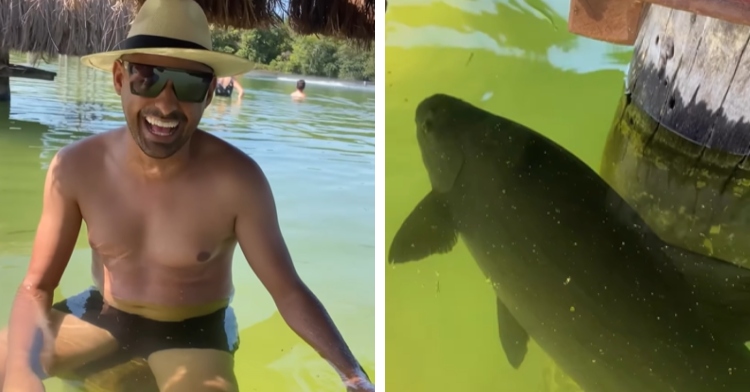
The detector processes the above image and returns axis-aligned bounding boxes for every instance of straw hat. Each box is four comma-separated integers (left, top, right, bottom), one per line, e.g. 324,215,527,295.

80,0,255,77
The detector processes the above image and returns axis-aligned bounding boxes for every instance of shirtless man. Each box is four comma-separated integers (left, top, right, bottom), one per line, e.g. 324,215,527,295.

0,1,374,391
291,79,307,101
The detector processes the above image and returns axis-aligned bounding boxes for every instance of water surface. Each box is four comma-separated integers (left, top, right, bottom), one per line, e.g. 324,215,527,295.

0,53,375,391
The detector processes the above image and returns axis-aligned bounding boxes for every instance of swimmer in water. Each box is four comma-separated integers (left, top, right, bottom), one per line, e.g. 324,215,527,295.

214,75,244,101
291,79,306,101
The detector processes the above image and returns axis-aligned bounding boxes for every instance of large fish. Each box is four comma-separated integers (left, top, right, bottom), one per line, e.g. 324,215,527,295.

388,93,750,392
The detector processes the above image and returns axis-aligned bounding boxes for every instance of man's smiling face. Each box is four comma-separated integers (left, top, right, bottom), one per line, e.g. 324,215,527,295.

113,53,216,159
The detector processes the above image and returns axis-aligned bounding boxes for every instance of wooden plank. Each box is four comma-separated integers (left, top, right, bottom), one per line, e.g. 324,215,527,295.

0,50,9,102
0,64,57,81
568,0,750,45
568,0,648,45
652,0,750,29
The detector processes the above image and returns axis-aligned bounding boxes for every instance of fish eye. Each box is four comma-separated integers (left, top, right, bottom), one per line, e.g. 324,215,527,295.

420,111,436,133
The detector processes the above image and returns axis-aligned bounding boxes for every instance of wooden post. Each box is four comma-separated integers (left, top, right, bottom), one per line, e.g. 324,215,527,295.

0,50,10,102
600,4,750,268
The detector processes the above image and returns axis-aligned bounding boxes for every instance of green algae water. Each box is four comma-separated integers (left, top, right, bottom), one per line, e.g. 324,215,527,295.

0,53,374,391
385,0,637,390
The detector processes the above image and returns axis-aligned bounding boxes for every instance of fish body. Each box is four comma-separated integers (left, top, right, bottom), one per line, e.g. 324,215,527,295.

389,94,750,392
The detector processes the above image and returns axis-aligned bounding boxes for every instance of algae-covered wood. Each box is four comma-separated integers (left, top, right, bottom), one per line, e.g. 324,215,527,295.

600,4,750,268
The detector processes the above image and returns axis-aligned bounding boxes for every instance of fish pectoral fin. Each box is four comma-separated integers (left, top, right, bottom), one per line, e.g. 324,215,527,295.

388,191,458,264
663,244,750,343
497,298,529,369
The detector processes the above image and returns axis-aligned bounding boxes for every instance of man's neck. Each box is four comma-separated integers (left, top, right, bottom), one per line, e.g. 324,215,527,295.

121,129,193,180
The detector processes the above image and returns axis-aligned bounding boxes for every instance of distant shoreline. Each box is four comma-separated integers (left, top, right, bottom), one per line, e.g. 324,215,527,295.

246,69,374,83
246,70,375,92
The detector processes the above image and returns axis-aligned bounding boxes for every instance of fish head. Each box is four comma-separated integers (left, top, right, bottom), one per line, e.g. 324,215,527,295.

415,94,477,193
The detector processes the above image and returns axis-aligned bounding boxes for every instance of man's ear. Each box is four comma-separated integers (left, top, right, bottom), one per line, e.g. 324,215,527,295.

112,61,124,96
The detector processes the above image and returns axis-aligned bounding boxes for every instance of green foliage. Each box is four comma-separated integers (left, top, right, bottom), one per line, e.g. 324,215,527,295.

211,24,374,81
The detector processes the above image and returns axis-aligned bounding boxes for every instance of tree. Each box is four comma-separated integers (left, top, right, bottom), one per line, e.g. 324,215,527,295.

236,25,293,64
210,24,374,81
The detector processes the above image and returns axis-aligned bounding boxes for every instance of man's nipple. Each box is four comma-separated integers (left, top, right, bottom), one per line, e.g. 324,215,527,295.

196,251,211,262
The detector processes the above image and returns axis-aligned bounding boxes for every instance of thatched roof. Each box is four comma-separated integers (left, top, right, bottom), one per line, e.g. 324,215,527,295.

0,0,374,57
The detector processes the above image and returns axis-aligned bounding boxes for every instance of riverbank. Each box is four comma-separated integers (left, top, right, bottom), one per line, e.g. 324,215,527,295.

7,52,375,93
247,69,375,92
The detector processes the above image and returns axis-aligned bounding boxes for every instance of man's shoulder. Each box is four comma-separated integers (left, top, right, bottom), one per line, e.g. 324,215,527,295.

48,129,120,196
194,130,269,196
195,130,265,178
53,129,117,173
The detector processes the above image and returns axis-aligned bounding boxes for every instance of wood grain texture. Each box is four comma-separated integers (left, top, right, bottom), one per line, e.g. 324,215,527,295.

651,0,750,28
629,4,750,155
568,0,750,45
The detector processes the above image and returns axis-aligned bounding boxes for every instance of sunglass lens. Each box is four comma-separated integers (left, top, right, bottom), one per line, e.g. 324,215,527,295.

127,62,211,103
128,63,167,98
170,71,212,103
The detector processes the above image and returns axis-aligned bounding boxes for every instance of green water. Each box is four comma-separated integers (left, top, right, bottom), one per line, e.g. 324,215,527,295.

385,0,636,390
0,54,375,391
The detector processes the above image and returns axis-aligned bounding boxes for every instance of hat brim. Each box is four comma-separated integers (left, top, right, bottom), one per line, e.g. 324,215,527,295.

80,48,256,77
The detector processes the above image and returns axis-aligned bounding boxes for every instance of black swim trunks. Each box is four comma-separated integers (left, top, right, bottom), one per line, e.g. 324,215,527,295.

51,288,240,360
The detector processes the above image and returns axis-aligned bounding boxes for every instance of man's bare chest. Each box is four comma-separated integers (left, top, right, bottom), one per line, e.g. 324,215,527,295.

78,182,236,268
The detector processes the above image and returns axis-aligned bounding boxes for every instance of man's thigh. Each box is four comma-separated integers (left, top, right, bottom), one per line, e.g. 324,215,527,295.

0,309,118,377
148,348,238,392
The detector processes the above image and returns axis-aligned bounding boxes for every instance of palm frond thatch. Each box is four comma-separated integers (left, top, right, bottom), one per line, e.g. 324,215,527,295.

128,0,284,30
0,0,375,58
287,0,375,42
0,0,134,57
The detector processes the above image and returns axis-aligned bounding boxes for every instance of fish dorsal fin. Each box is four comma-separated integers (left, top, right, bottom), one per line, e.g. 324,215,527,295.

388,191,458,264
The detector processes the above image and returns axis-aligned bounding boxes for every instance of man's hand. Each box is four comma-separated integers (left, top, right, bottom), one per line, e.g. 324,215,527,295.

345,376,375,392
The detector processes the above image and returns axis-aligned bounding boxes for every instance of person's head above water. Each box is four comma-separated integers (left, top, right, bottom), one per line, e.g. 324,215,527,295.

296,79,306,91
79,0,255,160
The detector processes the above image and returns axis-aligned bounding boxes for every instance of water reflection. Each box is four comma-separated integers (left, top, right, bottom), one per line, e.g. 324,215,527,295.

389,94,750,391
238,311,375,392
0,113,49,253
386,0,632,74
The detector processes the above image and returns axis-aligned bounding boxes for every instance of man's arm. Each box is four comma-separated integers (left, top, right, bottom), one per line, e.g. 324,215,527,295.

233,157,369,385
6,150,81,375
